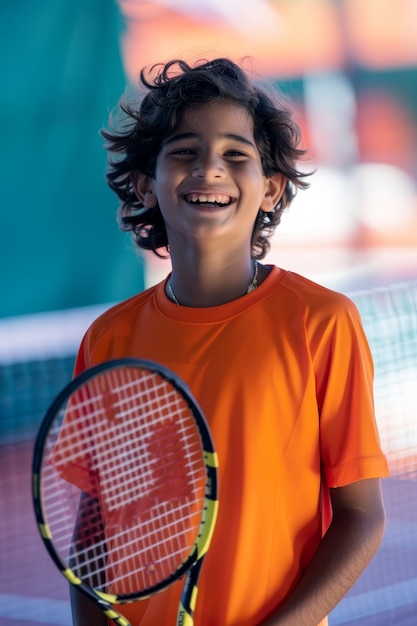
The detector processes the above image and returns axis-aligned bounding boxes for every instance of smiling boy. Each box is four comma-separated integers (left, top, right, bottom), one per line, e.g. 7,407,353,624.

133,100,285,308
70,58,388,626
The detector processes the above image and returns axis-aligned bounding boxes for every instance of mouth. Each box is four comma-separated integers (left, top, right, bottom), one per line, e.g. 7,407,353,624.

184,192,234,208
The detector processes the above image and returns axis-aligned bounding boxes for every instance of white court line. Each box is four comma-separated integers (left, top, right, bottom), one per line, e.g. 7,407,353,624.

330,578,417,624
0,594,71,625
1,580,417,625
0,303,110,364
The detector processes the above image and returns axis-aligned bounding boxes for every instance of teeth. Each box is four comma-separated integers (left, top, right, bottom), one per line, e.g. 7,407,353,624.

185,193,231,204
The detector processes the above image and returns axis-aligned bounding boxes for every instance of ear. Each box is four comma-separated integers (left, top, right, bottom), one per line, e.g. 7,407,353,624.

260,173,287,213
131,171,158,208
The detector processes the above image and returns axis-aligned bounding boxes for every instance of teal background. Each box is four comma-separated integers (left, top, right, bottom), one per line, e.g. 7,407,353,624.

0,0,145,318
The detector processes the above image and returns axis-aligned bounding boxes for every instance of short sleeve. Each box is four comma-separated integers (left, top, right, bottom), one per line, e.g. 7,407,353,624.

309,295,389,487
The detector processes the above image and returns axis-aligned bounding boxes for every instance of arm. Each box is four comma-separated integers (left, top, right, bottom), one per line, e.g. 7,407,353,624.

264,477,386,626
69,492,109,626
70,586,109,626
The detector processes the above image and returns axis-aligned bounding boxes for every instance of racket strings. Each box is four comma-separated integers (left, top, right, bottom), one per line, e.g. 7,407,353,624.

52,372,205,508
41,365,208,596
67,500,202,591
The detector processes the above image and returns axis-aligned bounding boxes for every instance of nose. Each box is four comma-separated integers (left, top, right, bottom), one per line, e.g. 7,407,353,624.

191,151,225,179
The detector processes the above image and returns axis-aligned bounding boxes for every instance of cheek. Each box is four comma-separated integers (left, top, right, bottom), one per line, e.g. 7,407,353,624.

153,167,178,198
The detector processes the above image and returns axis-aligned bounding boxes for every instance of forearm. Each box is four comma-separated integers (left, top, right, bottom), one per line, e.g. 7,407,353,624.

70,492,108,626
264,480,386,626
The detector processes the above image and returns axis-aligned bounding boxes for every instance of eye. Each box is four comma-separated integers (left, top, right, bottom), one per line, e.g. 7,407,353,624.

170,148,196,156
224,149,249,159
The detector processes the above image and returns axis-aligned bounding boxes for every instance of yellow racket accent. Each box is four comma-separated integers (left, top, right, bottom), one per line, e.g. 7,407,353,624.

197,499,219,558
103,608,131,625
204,450,219,468
95,590,119,604
62,569,81,585
178,599,197,626
39,523,52,540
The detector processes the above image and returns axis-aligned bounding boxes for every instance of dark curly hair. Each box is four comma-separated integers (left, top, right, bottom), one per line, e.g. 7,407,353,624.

101,58,311,259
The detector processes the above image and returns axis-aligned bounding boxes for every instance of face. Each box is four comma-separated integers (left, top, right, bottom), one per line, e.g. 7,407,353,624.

138,101,284,249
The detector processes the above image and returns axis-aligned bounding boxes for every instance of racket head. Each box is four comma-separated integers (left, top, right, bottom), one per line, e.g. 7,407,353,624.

32,358,218,606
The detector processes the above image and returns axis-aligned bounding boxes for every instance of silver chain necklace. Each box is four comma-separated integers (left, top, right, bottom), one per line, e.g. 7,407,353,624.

168,261,259,306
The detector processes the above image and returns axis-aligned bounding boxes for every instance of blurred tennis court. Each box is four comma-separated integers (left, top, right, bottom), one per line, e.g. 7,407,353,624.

1,282,416,626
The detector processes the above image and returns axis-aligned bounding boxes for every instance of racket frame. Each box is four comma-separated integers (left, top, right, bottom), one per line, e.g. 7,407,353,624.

32,358,219,625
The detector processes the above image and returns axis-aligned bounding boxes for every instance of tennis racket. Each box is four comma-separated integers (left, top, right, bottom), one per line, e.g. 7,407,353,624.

32,358,219,626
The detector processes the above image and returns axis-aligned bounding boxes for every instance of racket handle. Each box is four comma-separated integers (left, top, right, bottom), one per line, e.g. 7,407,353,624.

177,559,204,626
70,583,132,626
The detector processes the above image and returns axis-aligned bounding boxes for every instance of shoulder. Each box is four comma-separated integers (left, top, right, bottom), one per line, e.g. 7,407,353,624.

275,273,372,374
80,283,159,358
278,271,361,322
271,271,369,359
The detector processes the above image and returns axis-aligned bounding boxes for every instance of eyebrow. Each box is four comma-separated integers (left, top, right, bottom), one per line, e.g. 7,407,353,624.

164,132,256,148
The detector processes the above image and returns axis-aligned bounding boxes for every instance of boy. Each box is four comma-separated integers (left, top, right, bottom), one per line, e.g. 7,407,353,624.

71,58,388,625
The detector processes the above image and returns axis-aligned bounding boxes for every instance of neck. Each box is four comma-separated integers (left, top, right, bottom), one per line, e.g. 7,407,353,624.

167,256,260,307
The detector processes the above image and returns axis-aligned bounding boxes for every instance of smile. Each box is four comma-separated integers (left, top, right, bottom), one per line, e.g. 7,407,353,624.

184,192,234,207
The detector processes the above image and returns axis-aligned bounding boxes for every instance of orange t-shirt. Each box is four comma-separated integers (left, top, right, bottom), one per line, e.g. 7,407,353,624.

72,266,388,626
